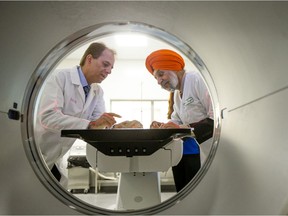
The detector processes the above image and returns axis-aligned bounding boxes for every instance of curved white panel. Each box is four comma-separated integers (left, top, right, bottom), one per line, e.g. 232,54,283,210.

0,1,287,215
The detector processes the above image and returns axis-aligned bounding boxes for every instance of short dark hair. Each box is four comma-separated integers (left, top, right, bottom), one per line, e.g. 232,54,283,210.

79,42,116,66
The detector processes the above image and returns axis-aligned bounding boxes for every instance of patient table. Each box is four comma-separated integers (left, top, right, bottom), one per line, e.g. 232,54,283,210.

61,128,191,210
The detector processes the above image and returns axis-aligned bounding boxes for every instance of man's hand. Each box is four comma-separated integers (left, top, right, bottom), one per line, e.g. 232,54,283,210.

150,121,164,129
160,121,180,129
88,112,121,129
150,121,181,129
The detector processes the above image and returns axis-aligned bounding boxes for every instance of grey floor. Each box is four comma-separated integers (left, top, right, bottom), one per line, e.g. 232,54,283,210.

75,192,176,210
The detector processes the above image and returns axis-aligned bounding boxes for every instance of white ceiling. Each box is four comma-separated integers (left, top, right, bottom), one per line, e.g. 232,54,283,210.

66,33,180,61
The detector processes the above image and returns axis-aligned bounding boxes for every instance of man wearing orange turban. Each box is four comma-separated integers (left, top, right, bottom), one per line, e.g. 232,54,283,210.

146,49,214,192
145,49,185,75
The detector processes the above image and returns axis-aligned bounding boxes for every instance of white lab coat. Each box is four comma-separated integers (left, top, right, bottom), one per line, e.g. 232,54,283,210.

171,71,213,163
34,66,105,169
171,71,213,125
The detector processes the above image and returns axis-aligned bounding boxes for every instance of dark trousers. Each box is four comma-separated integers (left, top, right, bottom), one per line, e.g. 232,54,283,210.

172,154,201,192
51,164,61,181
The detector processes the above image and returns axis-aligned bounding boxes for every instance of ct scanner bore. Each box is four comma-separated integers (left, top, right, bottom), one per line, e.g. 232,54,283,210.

22,22,220,214
1,2,288,215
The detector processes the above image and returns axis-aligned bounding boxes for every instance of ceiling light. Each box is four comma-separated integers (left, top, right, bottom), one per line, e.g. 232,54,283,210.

114,34,148,47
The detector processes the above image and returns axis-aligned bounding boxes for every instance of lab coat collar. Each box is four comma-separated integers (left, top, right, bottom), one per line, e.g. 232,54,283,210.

71,66,82,86
70,66,99,105
70,66,87,103
86,83,98,100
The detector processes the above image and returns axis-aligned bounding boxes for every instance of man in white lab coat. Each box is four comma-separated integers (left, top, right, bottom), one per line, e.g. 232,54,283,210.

146,49,214,192
35,42,121,182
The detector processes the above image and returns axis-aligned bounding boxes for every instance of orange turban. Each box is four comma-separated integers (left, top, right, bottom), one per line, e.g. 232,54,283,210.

145,49,185,75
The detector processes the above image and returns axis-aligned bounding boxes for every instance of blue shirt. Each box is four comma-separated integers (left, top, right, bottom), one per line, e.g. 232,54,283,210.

183,137,200,155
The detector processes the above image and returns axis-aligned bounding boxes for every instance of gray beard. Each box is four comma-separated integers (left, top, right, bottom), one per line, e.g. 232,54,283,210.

160,71,179,92
167,72,178,92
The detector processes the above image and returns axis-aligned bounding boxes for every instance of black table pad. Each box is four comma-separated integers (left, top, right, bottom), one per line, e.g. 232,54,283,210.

61,128,191,157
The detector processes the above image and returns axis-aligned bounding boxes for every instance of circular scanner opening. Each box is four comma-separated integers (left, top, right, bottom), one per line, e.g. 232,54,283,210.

22,22,221,214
